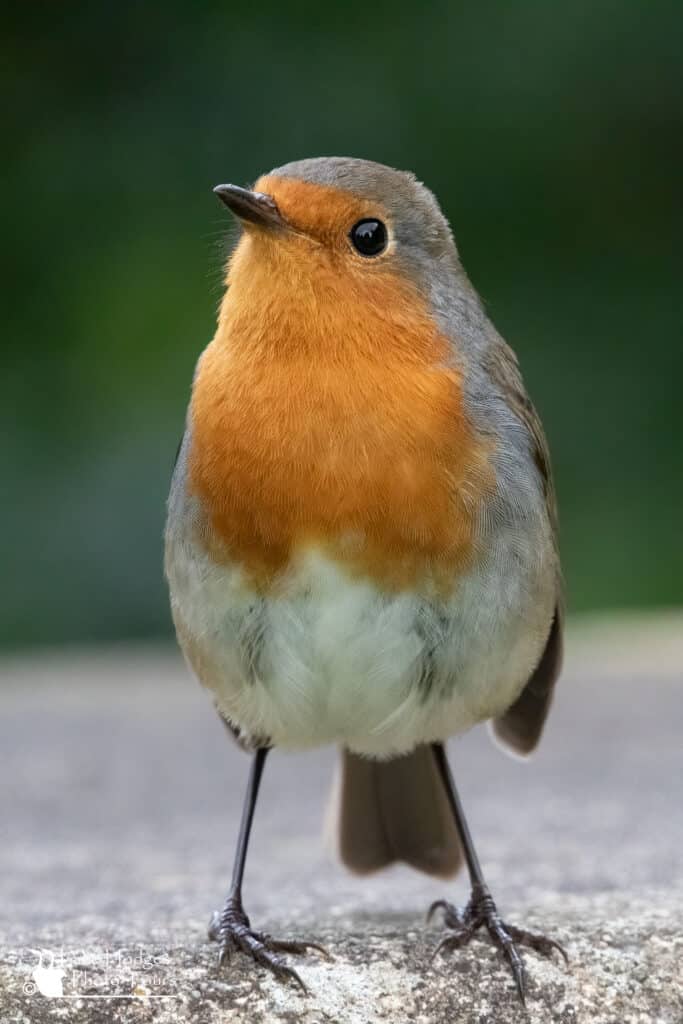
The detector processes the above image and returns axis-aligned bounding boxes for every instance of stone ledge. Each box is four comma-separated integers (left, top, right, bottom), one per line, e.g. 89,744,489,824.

2,895,681,1023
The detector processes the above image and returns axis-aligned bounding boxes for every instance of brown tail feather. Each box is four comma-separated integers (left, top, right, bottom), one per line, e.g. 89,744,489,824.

334,745,462,878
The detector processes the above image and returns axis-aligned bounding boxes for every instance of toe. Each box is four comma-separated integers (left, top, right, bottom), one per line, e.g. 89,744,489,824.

252,943,307,991
500,940,527,1005
484,919,529,1003
217,936,236,967
508,926,569,965
265,936,332,961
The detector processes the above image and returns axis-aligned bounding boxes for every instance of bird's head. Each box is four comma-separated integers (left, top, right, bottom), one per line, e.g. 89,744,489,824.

213,157,470,361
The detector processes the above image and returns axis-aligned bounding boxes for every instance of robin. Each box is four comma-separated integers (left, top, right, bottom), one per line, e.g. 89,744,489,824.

164,157,566,1002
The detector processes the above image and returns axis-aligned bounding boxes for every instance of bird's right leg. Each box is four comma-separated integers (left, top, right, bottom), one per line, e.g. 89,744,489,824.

208,746,328,990
427,743,567,1004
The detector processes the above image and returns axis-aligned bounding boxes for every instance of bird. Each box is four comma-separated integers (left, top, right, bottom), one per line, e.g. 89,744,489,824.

164,156,566,1003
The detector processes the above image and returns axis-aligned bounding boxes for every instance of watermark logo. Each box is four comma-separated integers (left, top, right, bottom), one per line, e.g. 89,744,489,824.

10,946,184,1002
29,951,65,997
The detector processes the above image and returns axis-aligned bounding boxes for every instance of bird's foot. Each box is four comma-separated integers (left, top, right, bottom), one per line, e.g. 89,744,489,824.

208,896,330,991
428,883,568,1004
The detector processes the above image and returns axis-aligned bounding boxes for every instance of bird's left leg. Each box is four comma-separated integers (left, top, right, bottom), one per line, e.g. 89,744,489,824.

208,747,329,990
427,743,567,1004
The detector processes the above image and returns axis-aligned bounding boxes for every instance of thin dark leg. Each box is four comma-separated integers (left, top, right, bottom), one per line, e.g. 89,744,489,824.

428,743,567,1005
229,747,268,900
208,747,329,990
432,742,485,887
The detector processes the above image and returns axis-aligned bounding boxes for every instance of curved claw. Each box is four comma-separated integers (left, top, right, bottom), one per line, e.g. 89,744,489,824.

507,925,570,966
431,936,449,963
513,964,526,1006
427,899,450,924
431,934,461,963
272,962,307,993
542,936,569,966
553,940,570,966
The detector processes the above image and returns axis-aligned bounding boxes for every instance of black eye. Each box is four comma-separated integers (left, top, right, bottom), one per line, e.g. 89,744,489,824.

350,218,387,257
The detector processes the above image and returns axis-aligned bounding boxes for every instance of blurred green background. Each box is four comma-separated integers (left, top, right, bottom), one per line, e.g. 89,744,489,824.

3,1,681,650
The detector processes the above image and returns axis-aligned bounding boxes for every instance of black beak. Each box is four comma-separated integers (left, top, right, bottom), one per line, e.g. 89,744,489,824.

213,184,284,229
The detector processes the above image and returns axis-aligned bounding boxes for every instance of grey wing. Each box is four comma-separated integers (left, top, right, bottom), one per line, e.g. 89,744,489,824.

493,607,563,754
487,340,564,755
168,428,270,754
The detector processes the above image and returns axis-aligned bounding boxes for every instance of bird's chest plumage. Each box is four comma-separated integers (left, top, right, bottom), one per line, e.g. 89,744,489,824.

188,337,492,594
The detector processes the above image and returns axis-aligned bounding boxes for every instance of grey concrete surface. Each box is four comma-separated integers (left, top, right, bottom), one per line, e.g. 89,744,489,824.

0,613,682,1022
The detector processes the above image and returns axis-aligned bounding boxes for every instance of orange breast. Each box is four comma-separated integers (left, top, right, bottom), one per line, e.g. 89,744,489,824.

188,211,493,594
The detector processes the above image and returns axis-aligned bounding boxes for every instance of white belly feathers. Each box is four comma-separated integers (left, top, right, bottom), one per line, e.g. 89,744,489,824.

166,518,555,758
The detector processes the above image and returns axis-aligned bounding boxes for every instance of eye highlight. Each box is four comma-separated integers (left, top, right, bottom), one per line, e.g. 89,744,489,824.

349,218,387,257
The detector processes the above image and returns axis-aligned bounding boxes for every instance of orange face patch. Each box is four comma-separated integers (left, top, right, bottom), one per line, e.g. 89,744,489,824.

253,174,384,248
188,178,494,593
